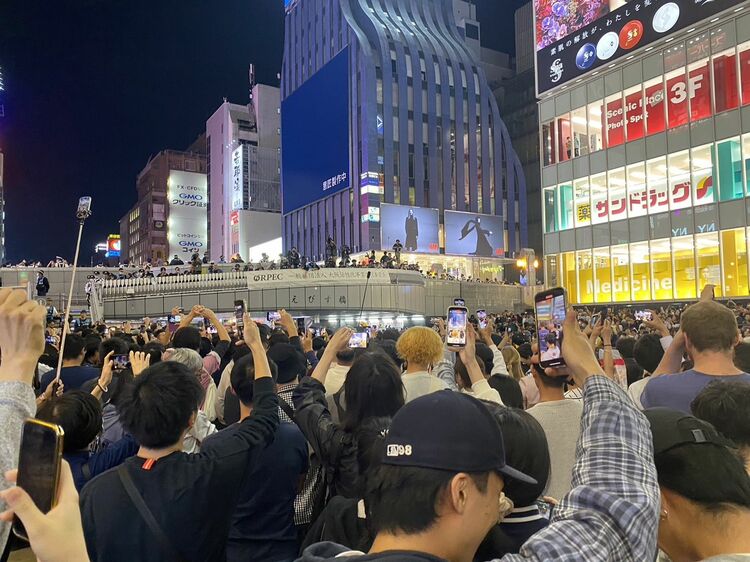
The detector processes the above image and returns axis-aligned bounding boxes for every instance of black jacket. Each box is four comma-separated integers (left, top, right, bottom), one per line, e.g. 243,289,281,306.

292,377,359,499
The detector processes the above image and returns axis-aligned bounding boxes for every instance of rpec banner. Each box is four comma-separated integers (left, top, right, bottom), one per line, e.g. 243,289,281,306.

168,170,208,258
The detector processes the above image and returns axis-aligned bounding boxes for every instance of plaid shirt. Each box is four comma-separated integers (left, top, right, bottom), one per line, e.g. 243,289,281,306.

501,376,659,562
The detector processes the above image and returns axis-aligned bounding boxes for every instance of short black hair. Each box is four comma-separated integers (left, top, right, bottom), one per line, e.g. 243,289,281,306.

633,334,665,374
118,361,204,448
268,331,290,347
99,337,129,365
230,352,278,406
655,443,750,511
616,336,636,359
488,375,524,409
142,341,165,365
172,326,201,351
62,334,86,361
691,379,750,449
378,328,401,342
368,340,402,369
531,362,566,389
342,353,405,432
367,466,488,534
37,391,102,453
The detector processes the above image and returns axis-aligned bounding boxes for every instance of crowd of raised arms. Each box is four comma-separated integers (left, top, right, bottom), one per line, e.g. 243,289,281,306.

1,284,750,562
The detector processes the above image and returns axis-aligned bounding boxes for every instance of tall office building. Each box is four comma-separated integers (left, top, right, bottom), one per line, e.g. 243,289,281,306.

206,77,282,263
0,66,6,265
535,0,750,303
281,0,527,277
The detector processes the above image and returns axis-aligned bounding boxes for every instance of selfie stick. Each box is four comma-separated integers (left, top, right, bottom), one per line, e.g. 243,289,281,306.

54,198,93,382
357,271,372,324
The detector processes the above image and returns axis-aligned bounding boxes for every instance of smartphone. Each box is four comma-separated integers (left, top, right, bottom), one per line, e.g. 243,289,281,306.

235,300,247,327
590,312,601,327
45,336,56,345
112,354,129,371
348,332,369,349
453,298,466,307
535,287,566,368
446,306,468,348
296,317,306,335
634,310,652,321
13,419,64,541
267,311,281,323
476,310,488,329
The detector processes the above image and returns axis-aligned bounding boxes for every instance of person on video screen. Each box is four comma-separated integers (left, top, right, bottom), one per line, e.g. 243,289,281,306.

541,333,561,361
405,209,419,251
459,217,493,257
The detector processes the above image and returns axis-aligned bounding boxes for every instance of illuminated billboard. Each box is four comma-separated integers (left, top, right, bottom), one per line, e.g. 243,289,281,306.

281,47,350,214
444,211,505,257
380,204,440,254
534,0,743,94
168,170,208,259
106,235,121,258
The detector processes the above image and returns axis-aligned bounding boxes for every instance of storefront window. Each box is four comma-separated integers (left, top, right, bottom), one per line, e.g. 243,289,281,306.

624,86,644,141
647,157,669,215
577,250,594,304
574,178,591,226
590,173,608,224
593,247,612,303
666,68,689,128
650,238,674,300
630,241,651,301
721,229,749,297
571,106,588,156
716,137,743,201
544,186,558,233
696,232,722,296
545,255,559,287
559,183,574,230
691,144,716,205
611,245,630,302
605,93,625,147
562,252,578,303
627,163,647,217
587,100,604,152
542,120,556,166
607,167,627,222
713,47,739,113
673,235,697,299
668,150,691,211
740,42,750,106
557,114,572,162
743,134,750,195
644,77,666,135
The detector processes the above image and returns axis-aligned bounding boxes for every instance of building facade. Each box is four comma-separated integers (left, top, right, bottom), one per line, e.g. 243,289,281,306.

206,81,282,263
540,3,750,303
280,0,527,274
121,140,207,265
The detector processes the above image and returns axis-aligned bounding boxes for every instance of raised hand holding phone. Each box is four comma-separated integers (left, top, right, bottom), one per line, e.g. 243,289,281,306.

543,309,605,388
312,327,354,384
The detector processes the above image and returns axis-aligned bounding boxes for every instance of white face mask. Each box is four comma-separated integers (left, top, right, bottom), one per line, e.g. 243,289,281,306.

498,492,515,523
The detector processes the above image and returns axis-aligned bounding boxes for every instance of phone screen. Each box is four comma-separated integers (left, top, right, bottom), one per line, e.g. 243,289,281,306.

634,310,652,321
535,290,566,367
112,354,129,371
446,307,468,347
589,312,601,327
234,301,246,327
13,421,63,540
348,332,369,349
476,310,487,329
267,311,281,322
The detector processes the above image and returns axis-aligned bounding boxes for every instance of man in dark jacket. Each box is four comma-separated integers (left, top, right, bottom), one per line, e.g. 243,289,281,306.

36,271,50,297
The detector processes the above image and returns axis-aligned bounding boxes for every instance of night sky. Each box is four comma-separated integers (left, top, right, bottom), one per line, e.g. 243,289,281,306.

0,0,524,263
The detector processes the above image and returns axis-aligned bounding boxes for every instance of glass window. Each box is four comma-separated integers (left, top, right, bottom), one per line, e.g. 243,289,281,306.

611,244,630,302
673,235,697,299
587,100,604,152
607,168,627,222
743,133,750,195
544,186,558,233
691,144,716,205
644,77,666,135
571,106,588,156
716,137,743,201
545,255,559,287
688,58,712,122
593,248,612,303
668,150,691,211
590,173,608,225
605,93,625,148
696,232,722,296
559,183,574,230
574,178,591,226
630,241,651,301
542,120,556,166
577,250,594,304
713,47,739,113
666,68,689,128
739,41,750,106
647,157,669,215
627,163,647,217
624,86,644,141
650,238,674,301
562,252,578,303
721,229,749,297
557,114,572,161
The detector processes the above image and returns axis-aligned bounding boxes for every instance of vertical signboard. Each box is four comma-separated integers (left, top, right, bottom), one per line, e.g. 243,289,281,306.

232,146,244,211
168,170,208,259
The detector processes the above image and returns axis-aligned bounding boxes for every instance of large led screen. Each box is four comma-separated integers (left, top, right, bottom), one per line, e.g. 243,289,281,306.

444,211,504,257
281,47,350,214
380,204,440,254
168,170,208,259
535,0,743,94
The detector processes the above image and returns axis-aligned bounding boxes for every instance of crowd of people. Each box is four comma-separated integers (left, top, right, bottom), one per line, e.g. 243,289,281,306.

1,284,749,562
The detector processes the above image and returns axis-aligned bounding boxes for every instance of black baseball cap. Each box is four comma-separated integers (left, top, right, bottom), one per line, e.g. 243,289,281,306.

383,390,537,484
266,343,307,384
644,408,735,455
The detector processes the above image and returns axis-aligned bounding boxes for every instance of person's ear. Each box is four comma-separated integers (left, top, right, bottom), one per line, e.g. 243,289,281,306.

448,473,471,515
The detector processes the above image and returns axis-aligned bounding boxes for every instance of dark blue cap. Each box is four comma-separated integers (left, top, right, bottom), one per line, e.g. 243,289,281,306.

383,390,537,484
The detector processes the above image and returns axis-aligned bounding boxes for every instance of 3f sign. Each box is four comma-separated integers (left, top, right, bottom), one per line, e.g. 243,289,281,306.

670,74,704,104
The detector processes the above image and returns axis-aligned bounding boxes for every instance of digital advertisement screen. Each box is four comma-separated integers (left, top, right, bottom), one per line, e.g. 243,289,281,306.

380,204,440,254
536,294,565,360
535,0,743,94
168,170,208,258
444,211,504,257
281,47,350,214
